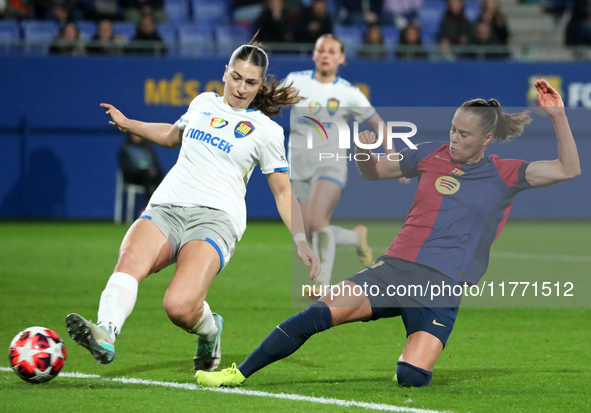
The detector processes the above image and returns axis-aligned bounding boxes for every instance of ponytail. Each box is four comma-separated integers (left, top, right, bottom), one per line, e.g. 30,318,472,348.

228,41,305,117
461,98,532,142
251,77,304,117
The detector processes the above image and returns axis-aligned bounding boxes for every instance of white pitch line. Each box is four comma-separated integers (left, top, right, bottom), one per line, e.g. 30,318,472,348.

0,367,448,413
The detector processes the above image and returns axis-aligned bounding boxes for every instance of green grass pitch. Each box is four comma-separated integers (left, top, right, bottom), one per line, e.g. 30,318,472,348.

1,220,589,413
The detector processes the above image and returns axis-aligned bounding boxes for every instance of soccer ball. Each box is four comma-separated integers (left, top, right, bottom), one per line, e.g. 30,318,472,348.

9,326,67,384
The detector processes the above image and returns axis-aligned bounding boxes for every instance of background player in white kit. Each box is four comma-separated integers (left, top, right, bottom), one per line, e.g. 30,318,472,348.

286,34,405,291
65,43,321,370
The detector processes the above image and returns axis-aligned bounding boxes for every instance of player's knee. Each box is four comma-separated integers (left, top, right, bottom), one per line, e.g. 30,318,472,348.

309,220,329,234
163,293,201,329
396,361,433,387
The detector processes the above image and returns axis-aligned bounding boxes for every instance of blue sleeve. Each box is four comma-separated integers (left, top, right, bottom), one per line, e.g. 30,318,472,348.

399,142,444,178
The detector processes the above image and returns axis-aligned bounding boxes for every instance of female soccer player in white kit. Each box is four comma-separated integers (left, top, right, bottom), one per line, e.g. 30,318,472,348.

65,43,320,370
286,34,404,290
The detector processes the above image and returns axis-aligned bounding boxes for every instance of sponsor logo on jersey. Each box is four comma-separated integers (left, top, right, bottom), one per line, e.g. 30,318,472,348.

327,98,339,116
234,121,254,138
200,111,212,116
308,101,321,115
450,168,464,176
210,117,228,129
435,176,460,195
186,128,233,153
300,116,329,140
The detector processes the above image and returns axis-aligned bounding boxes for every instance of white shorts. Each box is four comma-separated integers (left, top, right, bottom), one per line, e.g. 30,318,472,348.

140,205,237,273
291,165,347,203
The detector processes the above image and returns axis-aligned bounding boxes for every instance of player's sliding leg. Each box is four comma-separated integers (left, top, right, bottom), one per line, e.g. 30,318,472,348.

395,331,444,387
66,219,170,365
197,300,333,387
196,281,373,387
163,239,223,371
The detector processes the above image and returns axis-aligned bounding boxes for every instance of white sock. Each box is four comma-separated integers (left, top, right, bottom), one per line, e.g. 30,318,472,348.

312,227,335,286
189,301,218,340
329,225,361,247
97,272,138,342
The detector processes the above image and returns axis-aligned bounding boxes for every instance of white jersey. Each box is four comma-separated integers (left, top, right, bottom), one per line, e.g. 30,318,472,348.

148,92,288,239
286,70,376,181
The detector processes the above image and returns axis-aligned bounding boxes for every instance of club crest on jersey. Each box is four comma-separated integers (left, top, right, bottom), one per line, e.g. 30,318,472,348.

308,101,321,115
451,168,465,176
210,117,228,129
327,98,339,116
234,121,254,138
435,176,460,195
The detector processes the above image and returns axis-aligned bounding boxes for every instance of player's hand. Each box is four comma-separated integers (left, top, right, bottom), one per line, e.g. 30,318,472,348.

356,130,377,152
101,103,130,132
297,241,321,280
535,79,565,118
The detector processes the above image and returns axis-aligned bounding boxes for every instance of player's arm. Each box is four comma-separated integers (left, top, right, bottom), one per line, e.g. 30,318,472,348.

524,80,581,188
266,171,321,279
355,130,404,181
100,103,183,148
366,113,411,183
366,113,393,153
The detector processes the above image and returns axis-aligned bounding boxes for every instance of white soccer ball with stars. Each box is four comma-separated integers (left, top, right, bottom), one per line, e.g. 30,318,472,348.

9,326,67,383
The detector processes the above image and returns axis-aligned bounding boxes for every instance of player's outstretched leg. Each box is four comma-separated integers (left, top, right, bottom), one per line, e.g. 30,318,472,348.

65,313,115,365
353,225,373,266
193,313,223,371
196,362,246,387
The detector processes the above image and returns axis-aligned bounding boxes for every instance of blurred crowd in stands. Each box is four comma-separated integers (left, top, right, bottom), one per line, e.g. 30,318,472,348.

0,0,588,59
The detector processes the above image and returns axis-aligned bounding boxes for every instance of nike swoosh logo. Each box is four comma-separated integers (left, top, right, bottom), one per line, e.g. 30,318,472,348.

432,319,446,327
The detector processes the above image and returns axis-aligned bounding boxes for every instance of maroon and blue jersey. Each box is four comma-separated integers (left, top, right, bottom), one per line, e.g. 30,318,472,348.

386,142,532,285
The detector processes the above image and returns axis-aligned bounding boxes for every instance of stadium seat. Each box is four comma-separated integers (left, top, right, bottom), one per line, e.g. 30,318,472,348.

111,21,136,42
381,26,400,47
165,0,190,25
464,0,481,22
157,24,178,56
334,25,363,57
324,0,341,20
0,21,20,54
192,0,228,26
419,1,446,45
76,21,98,42
214,25,250,56
21,21,60,55
114,169,146,225
178,25,214,57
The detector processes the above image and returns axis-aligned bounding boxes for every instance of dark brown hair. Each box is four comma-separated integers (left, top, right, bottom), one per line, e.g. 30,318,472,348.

460,98,532,142
228,43,304,117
